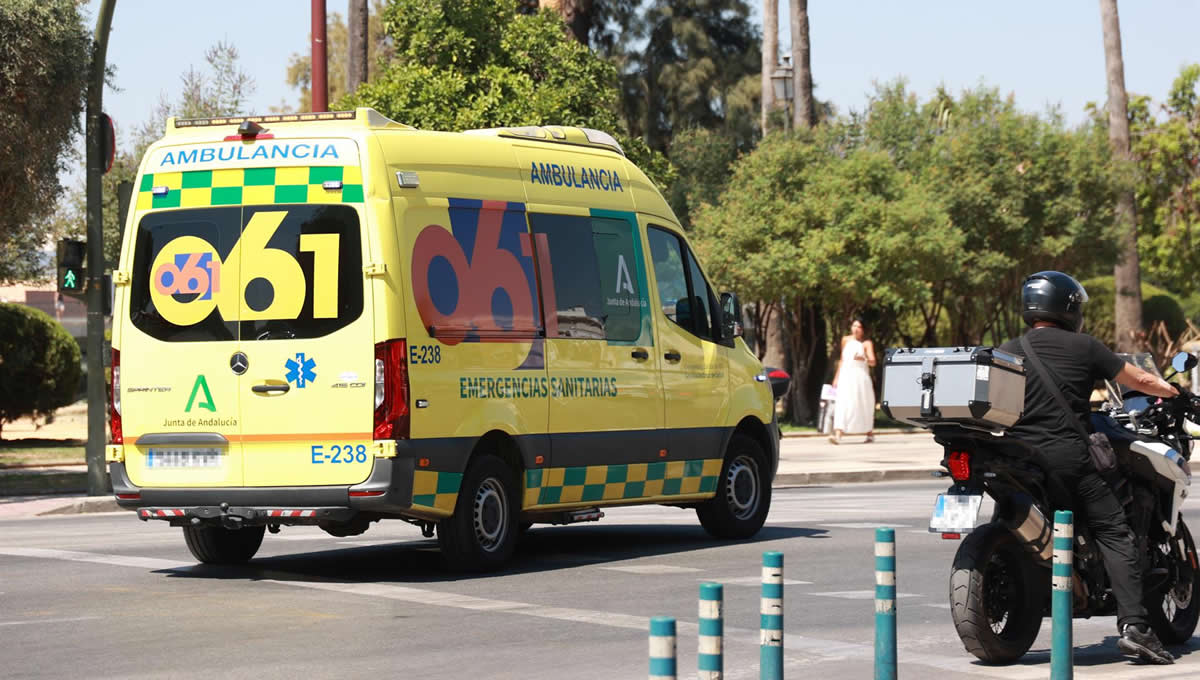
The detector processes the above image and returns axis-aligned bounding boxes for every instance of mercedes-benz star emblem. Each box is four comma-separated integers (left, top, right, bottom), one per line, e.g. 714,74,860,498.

230,352,249,375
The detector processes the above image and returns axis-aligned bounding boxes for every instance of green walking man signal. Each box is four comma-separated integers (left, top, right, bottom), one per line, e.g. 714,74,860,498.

57,238,86,299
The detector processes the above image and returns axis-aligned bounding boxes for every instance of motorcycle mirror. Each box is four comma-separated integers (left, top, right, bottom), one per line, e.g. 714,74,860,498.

1172,352,1198,375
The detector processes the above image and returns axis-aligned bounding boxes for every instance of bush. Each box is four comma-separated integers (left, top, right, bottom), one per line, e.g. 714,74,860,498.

0,303,81,438
1081,276,1186,346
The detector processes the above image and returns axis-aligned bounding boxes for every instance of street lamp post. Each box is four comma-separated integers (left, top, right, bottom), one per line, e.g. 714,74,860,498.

770,56,794,132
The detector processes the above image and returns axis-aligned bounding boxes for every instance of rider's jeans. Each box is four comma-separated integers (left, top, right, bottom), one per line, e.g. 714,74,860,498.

1042,444,1149,630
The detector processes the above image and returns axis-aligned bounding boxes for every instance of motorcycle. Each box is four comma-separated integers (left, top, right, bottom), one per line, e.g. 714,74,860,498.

928,351,1200,664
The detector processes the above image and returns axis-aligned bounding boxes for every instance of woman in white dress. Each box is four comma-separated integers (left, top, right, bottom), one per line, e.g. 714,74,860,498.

830,319,877,444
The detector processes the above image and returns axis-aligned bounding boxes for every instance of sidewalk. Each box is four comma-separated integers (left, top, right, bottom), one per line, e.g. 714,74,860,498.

0,429,939,520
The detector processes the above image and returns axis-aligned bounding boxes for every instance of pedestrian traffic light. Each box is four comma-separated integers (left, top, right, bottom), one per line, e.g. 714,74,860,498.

57,238,86,299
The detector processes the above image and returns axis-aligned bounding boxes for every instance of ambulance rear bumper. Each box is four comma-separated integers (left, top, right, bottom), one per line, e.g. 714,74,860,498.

109,453,418,521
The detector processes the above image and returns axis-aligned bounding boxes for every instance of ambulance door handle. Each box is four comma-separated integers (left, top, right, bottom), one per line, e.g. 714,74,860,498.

631,349,649,361
664,350,682,363
252,383,290,394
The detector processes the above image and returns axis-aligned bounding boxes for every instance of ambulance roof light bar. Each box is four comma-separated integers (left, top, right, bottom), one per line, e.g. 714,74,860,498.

463,125,626,157
174,111,357,128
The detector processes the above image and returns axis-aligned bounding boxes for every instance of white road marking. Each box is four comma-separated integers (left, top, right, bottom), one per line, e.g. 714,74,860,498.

0,616,102,627
711,576,811,586
600,565,702,574
0,547,188,570
820,523,912,529
921,603,952,610
809,590,920,600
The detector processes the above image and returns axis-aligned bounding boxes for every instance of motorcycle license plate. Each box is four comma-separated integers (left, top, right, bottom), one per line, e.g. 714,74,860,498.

929,493,982,533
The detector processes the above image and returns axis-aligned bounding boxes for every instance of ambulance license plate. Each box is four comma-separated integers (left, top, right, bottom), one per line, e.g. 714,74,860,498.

929,493,982,533
145,448,223,469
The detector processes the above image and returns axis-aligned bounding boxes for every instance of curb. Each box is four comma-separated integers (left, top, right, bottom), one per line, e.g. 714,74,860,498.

37,496,121,516
781,429,920,439
773,468,940,485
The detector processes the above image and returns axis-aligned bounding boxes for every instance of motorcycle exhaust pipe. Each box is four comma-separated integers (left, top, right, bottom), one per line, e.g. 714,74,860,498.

1001,494,1053,564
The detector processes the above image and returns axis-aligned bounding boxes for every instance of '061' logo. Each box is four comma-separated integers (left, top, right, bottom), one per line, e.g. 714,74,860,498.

154,252,221,299
410,199,555,345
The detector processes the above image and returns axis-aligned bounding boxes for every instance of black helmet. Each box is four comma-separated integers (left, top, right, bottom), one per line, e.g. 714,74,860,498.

1022,271,1088,332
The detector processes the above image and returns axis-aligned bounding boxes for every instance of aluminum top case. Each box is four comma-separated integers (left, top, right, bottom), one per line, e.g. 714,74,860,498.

880,346,1025,432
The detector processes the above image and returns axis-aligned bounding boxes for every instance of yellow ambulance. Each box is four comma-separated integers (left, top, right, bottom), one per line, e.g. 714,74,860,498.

108,108,780,570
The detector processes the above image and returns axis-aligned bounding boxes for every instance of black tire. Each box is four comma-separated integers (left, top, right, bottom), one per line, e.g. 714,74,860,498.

182,525,265,565
950,522,1046,664
696,433,771,539
1147,517,1200,644
437,454,519,572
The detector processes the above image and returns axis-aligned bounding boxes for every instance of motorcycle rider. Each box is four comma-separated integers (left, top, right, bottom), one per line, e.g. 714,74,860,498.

1000,271,1178,665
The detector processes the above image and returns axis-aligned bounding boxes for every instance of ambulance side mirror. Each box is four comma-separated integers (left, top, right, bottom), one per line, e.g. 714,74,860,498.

720,292,743,340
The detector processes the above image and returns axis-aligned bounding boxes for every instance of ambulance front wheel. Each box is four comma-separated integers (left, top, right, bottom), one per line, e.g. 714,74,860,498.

437,454,519,572
697,433,771,539
182,525,265,564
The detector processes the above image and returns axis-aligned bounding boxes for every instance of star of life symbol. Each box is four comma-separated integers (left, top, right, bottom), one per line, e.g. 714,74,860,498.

284,352,317,388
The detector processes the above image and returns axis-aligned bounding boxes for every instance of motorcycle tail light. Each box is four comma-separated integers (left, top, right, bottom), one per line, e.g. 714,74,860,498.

948,451,970,481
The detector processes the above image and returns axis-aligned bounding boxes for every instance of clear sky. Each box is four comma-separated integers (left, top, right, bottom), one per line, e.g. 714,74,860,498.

767,0,1200,124
80,0,1200,150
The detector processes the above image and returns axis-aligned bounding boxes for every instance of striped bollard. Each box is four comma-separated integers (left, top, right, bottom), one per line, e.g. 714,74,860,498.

649,616,677,680
1051,510,1074,680
760,551,784,680
874,528,897,680
699,583,724,679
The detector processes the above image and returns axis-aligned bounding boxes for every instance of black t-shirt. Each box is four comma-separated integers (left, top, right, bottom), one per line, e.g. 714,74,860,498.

999,326,1126,454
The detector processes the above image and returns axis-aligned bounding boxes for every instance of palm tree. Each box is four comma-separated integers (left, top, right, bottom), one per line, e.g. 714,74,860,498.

790,0,814,129
1100,0,1143,351
348,0,368,93
761,0,778,133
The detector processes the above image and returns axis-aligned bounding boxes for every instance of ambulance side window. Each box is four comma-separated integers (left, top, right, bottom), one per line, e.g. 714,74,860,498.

590,217,647,344
529,213,607,339
647,226,719,342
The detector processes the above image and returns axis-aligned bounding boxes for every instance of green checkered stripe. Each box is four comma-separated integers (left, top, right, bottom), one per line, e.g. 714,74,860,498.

411,470,464,514
136,166,364,210
523,458,721,508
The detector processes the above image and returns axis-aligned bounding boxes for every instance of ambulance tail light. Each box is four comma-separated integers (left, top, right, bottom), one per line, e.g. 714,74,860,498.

374,340,410,440
110,349,123,445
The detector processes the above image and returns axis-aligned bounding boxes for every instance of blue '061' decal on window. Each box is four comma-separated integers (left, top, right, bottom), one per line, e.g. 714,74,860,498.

311,444,368,464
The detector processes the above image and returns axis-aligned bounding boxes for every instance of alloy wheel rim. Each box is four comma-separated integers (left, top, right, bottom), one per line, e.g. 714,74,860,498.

473,478,508,552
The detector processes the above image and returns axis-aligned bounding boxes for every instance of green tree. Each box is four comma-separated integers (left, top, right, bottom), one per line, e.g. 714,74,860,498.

691,128,962,421
0,0,90,282
666,127,739,228
341,0,673,188
616,0,762,153
864,83,1118,346
1131,65,1200,297
0,303,82,438
691,83,1119,422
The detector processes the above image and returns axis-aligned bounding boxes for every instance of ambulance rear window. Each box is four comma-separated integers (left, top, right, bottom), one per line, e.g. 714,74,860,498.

129,205,363,342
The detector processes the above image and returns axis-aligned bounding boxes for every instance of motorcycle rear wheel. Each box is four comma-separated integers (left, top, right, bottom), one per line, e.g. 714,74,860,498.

1147,517,1200,644
950,522,1046,664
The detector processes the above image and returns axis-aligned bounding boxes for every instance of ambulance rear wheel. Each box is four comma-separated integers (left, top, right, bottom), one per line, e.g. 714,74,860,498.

437,454,518,572
182,525,264,565
697,433,771,539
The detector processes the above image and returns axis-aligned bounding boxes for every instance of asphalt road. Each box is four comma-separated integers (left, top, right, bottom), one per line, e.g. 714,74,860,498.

2,481,1200,680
